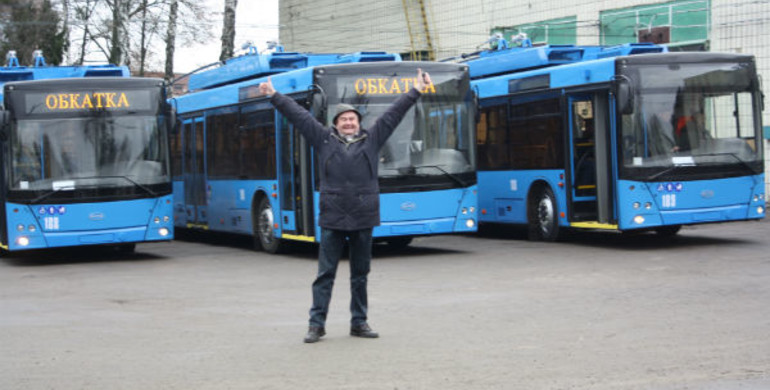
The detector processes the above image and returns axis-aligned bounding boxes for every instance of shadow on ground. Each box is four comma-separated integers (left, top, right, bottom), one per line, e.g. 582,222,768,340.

174,228,468,261
475,222,753,251
2,245,167,267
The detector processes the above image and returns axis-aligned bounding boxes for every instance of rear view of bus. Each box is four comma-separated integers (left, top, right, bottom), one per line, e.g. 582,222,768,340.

616,53,764,233
1,78,173,252
310,62,478,245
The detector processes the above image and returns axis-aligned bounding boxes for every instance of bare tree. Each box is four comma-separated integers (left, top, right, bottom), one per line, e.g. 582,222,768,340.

219,0,237,61
134,0,165,75
71,0,101,64
164,0,177,82
61,0,71,63
62,0,212,74
107,0,130,66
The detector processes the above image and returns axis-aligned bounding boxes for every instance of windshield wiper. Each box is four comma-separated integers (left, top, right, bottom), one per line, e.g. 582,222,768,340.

645,166,679,181
645,151,757,181
30,188,67,204
695,152,758,174
96,175,158,197
410,164,468,187
29,175,157,204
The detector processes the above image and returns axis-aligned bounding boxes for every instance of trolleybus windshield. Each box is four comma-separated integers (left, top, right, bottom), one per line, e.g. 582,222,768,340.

619,60,762,181
314,64,476,190
5,86,170,202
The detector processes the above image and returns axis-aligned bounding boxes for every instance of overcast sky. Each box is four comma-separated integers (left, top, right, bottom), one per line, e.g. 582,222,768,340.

174,0,279,73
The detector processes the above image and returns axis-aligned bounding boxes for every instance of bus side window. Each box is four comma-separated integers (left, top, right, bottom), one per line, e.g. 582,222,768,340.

478,105,508,170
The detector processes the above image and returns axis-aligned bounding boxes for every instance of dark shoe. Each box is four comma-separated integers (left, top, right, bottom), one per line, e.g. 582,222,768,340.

303,326,326,343
350,323,379,338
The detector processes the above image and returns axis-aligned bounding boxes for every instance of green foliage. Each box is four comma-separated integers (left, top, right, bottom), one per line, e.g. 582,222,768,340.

0,0,69,66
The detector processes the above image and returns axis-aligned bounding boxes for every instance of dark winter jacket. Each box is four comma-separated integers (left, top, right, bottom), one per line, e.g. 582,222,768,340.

270,89,421,230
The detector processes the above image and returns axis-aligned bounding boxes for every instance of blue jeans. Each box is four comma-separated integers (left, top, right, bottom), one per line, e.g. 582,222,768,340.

309,227,373,328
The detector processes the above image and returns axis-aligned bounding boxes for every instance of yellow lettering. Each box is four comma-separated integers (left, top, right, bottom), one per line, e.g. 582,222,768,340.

81,93,93,109
45,95,57,109
390,79,401,94
58,94,69,109
105,93,117,108
117,92,129,107
94,93,104,108
69,94,81,109
350,77,435,96
41,91,135,111
355,79,366,95
401,78,413,92
377,78,387,94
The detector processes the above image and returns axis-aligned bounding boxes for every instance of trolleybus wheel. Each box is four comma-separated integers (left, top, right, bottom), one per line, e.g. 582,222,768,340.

119,243,136,253
256,197,284,254
110,243,135,254
385,237,413,249
655,225,682,237
528,186,560,241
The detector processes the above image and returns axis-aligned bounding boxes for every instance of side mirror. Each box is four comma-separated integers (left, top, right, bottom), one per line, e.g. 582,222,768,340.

616,80,634,115
0,110,9,141
168,105,177,131
472,88,481,124
309,85,327,123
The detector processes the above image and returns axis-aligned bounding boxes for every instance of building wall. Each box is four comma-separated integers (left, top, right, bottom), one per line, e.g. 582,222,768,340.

708,0,770,193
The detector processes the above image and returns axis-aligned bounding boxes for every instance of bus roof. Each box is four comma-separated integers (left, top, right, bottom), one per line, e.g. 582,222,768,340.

187,50,403,92
471,51,757,99
4,76,163,91
462,43,667,79
173,60,468,115
0,62,130,101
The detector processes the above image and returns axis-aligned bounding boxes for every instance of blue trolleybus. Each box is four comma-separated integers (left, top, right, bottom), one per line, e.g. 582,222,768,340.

0,58,173,252
464,43,764,240
170,50,477,253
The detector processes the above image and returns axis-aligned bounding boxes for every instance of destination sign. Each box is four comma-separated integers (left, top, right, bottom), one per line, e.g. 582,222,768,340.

353,77,436,95
24,90,153,115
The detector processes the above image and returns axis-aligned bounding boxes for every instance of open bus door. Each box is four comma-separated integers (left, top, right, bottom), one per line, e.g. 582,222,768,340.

182,116,208,228
277,107,315,243
567,92,615,228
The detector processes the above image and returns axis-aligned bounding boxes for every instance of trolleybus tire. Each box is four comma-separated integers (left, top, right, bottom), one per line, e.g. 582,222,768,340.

256,197,284,254
655,225,682,237
385,237,413,249
528,186,560,241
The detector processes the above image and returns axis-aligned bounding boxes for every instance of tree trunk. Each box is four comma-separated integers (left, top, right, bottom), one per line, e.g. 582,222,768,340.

62,0,70,64
74,0,96,65
164,0,178,83
138,0,148,75
109,0,131,67
219,0,237,62
119,0,131,68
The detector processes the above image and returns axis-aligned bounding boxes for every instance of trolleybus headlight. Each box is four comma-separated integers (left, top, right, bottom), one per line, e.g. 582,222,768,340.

462,208,468,215
633,202,640,209
466,219,475,228
644,202,652,210
28,225,36,232
754,195,759,202
633,215,645,225
163,216,170,223
469,207,475,213
154,217,160,224
17,236,30,246
16,224,24,231
757,206,764,214
159,227,170,237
